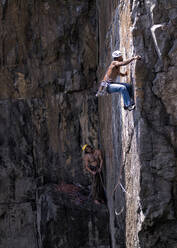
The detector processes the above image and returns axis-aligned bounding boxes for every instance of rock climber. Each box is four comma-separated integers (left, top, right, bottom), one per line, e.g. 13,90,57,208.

82,144,105,205
96,50,141,111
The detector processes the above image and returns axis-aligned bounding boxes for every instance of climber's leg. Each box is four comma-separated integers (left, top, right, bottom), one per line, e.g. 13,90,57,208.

118,82,133,98
92,173,101,204
107,83,133,109
117,82,135,105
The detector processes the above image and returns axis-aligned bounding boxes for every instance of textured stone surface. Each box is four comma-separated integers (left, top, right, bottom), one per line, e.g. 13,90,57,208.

1,0,177,247
37,184,110,248
97,0,177,248
0,1,110,248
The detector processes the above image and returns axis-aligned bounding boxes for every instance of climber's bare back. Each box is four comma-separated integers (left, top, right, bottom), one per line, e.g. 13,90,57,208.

103,61,121,81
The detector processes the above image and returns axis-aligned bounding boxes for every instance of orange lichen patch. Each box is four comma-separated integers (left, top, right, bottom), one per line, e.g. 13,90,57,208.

14,72,26,96
56,182,79,194
0,69,14,99
135,79,144,88
135,88,144,99
55,182,88,204
66,156,72,166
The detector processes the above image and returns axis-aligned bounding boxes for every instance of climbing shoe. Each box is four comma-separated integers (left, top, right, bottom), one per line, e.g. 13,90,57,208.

128,104,135,111
124,104,135,111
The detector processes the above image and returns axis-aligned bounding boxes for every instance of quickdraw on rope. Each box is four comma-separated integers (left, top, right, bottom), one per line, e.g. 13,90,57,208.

119,183,131,197
113,182,129,216
114,184,132,216
115,207,124,216
113,160,132,216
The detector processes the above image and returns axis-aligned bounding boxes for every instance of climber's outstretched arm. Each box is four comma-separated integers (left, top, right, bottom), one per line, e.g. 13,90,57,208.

116,55,141,66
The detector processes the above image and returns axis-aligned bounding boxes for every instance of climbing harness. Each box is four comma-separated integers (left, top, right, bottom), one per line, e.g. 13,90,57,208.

96,81,109,97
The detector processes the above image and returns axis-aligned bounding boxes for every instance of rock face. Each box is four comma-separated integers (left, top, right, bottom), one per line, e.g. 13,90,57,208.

37,184,110,248
1,0,177,248
0,1,110,248
97,0,177,247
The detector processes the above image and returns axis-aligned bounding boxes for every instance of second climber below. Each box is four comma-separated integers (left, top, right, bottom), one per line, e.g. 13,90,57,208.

96,50,141,111
82,144,105,205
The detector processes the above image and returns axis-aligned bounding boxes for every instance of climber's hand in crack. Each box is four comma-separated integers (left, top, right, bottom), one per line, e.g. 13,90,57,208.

134,55,141,60
99,51,142,84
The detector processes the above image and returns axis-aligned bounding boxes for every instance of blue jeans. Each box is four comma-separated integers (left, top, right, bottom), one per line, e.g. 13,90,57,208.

107,82,132,107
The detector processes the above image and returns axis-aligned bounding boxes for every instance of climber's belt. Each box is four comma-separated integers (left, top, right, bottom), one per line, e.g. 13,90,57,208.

96,80,112,97
101,81,109,87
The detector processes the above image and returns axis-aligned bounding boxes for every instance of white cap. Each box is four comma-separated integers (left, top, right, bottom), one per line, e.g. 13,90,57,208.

112,50,122,58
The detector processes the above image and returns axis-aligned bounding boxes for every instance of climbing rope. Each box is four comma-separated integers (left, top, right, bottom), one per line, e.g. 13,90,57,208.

113,181,131,216
115,207,124,216
99,168,130,216
120,182,131,197
112,157,131,216
98,171,106,192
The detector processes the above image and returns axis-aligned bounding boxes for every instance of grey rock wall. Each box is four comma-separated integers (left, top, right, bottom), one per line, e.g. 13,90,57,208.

97,0,177,247
0,1,110,247
37,184,110,248
1,0,177,247
133,1,177,247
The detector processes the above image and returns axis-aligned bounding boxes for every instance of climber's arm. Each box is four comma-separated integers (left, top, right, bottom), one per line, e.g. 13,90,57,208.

98,150,103,172
116,55,141,66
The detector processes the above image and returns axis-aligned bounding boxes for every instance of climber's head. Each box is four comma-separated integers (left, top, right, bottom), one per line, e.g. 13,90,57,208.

84,145,93,154
112,50,123,61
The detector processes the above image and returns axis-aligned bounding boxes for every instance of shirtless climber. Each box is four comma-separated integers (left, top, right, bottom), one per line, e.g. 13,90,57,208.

82,144,105,204
96,50,141,111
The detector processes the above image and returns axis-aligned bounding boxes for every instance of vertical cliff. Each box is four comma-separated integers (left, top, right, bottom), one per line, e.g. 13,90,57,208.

0,1,110,248
97,0,177,247
1,0,177,247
